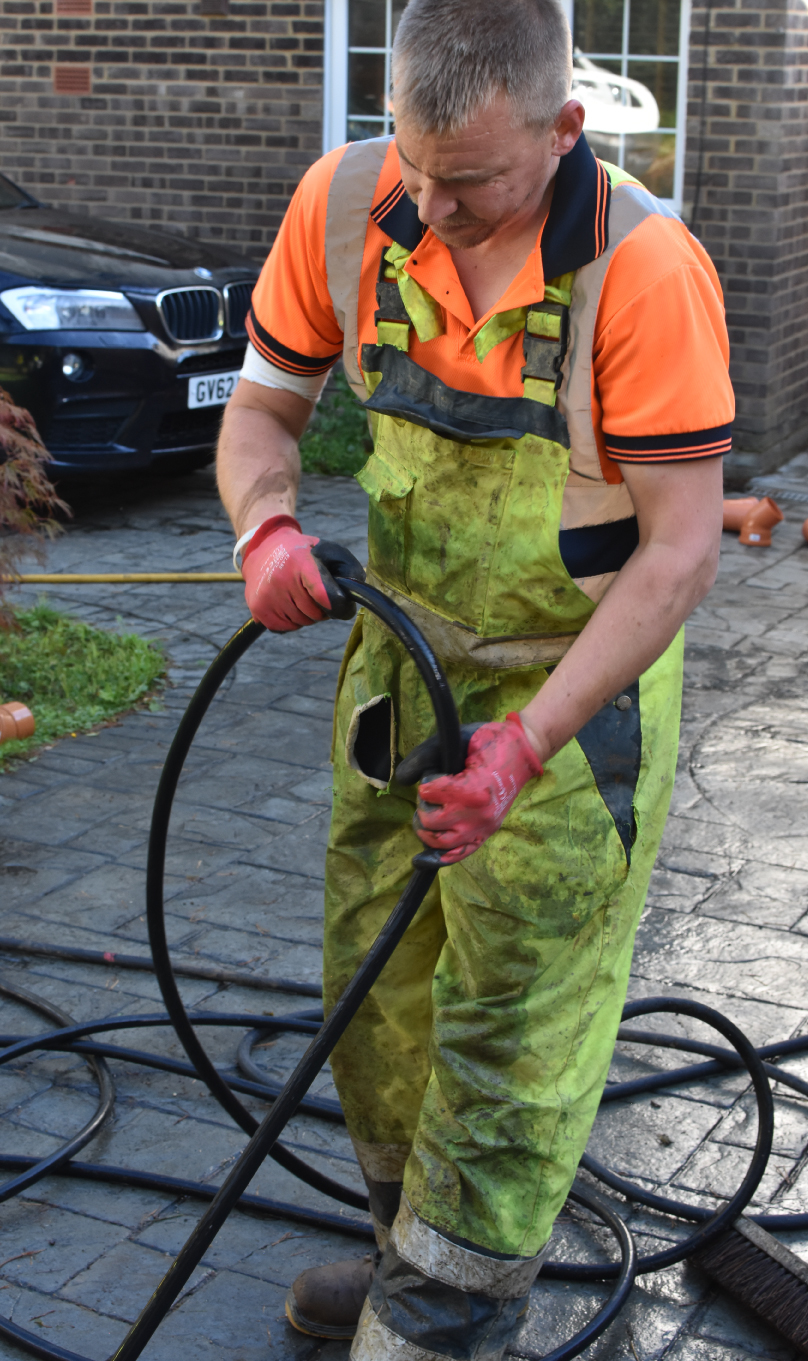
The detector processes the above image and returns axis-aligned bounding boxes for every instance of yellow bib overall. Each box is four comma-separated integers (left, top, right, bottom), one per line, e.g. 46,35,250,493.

321,143,683,1273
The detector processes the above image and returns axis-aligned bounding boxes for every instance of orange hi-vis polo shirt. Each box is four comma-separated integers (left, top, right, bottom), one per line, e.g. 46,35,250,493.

243,134,734,477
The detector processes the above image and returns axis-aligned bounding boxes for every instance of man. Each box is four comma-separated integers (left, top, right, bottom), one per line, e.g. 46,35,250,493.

216,1,733,1357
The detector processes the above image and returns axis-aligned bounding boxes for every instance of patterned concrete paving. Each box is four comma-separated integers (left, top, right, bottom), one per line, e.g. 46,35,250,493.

0,464,807,1361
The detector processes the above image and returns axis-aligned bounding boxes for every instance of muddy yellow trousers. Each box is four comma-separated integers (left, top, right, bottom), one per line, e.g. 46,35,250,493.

324,611,682,1258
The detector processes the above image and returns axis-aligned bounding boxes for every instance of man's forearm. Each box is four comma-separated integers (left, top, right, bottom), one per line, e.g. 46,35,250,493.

216,382,314,538
519,537,716,766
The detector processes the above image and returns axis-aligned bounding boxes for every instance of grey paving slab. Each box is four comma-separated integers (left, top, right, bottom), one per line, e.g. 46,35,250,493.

1,466,807,1361
0,1199,129,1293
60,1238,212,1322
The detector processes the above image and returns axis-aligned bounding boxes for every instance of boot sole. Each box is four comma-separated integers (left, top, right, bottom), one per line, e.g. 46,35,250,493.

284,1292,360,1340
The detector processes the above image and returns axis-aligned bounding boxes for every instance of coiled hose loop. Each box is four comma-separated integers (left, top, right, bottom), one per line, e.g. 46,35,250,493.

0,586,784,1361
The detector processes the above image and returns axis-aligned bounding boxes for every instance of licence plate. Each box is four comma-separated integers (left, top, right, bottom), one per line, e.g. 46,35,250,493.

187,369,240,409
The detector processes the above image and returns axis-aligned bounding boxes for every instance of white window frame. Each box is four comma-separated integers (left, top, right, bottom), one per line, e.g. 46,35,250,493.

324,0,689,211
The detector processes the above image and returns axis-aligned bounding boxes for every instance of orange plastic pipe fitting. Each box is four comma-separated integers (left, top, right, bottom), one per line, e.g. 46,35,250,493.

0,701,35,744
722,497,759,532
739,496,784,547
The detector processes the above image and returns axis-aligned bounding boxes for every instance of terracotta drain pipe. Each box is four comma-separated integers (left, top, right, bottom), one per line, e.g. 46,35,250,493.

723,497,759,532
739,496,784,547
0,701,35,744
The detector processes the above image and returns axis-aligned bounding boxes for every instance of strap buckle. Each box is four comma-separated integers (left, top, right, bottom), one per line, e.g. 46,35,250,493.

521,301,570,407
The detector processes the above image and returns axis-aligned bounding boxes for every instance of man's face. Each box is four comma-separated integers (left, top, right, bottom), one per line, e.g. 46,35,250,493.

395,91,583,249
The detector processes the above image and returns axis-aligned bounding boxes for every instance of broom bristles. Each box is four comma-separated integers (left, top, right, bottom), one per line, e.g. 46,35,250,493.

696,1217,808,1351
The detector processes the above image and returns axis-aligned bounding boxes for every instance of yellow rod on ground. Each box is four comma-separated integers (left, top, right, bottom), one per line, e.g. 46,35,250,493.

4,573,243,584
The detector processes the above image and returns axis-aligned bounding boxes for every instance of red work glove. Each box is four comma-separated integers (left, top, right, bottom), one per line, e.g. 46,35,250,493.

396,713,543,865
241,514,364,632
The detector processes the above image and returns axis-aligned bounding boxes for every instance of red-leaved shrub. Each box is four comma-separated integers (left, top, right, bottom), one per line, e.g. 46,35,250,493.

0,386,70,627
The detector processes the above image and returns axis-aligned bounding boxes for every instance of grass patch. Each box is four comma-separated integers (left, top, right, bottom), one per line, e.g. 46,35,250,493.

0,602,165,768
299,369,372,477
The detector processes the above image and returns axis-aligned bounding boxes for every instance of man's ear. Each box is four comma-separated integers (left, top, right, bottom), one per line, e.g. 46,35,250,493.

551,99,586,157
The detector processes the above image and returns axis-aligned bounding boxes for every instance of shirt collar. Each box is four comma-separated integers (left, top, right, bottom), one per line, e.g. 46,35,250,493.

370,132,610,281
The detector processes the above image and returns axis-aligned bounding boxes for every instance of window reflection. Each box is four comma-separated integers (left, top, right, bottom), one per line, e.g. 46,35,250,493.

340,0,685,202
571,0,683,204
347,0,401,140
348,51,386,118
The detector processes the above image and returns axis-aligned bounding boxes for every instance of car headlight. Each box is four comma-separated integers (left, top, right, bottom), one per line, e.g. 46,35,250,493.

0,285,145,332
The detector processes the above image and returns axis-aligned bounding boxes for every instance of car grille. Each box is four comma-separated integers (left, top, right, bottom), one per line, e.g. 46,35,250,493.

223,281,253,337
158,287,222,342
154,407,222,451
176,349,246,376
47,401,138,449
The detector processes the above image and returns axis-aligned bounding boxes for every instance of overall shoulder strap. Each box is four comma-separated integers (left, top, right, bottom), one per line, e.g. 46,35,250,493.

325,136,392,398
560,177,680,482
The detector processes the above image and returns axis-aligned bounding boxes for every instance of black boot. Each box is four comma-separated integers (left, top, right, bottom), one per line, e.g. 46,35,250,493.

285,1253,378,1339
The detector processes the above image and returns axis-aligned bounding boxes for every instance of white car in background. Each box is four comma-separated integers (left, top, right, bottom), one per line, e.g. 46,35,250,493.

572,53,660,136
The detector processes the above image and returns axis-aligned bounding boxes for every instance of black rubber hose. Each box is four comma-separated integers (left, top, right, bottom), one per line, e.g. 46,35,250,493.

114,873,443,1358
237,1026,344,1120
111,587,463,1361
143,586,460,1185
0,1028,345,1122
0,589,791,1361
0,980,115,1203
510,1181,637,1361
2,1008,798,1235
611,1025,808,1100
545,997,774,1280
0,1010,366,1210
0,935,322,998
0,1155,374,1240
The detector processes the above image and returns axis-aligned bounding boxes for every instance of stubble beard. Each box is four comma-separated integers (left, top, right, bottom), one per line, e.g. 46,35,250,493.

430,217,498,249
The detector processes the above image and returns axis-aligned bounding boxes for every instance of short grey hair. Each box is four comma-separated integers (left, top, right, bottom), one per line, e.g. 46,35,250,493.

392,0,573,135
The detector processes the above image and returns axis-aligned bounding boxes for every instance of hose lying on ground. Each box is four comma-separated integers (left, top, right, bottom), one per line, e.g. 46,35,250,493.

0,589,802,1361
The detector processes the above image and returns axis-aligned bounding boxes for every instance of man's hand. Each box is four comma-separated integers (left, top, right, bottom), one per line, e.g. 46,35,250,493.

397,713,543,864
242,515,364,631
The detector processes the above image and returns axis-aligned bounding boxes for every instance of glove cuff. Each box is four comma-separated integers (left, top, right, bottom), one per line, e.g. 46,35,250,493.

505,712,544,778
240,514,303,569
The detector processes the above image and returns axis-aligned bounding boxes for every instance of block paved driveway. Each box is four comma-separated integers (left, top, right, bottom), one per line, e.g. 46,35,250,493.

0,465,807,1361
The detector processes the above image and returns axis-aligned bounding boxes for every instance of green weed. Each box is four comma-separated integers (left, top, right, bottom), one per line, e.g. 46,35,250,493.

299,370,371,477
0,602,165,768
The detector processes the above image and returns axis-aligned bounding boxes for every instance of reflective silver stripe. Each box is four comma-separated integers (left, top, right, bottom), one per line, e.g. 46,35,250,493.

365,570,578,669
558,179,678,527
351,1299,449,1361
390,1196,547,1300
325,136,392,399
325,152,672,539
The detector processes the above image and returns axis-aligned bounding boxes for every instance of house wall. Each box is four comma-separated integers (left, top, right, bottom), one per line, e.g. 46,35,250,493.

0,0,325,259
684,0,808,481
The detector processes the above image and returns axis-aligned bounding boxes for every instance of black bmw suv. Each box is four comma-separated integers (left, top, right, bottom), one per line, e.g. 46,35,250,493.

0,171,260,475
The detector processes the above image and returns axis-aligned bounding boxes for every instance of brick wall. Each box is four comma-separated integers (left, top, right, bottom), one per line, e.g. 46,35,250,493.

0,0,324,260
684,0,808,481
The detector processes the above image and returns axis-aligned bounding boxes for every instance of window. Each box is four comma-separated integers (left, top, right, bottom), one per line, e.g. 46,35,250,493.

569,0,690,205
324,0,405,149
324,0,689,208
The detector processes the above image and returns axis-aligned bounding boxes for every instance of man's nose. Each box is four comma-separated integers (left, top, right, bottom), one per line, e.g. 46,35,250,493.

416,179,459,226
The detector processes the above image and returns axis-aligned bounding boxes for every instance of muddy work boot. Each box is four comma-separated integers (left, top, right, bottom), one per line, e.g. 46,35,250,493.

285,1253,377,1339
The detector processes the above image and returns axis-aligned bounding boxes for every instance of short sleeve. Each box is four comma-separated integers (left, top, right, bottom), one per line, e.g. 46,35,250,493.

246,147,347,385
593,215,734,465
